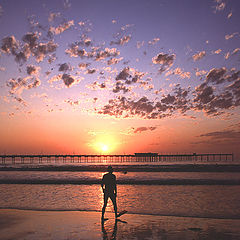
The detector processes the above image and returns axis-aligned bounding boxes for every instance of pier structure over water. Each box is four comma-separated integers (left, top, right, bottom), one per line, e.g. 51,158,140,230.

0,153,234,165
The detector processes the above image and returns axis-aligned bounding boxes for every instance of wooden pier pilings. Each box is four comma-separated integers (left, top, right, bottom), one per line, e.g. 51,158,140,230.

0,153,234,165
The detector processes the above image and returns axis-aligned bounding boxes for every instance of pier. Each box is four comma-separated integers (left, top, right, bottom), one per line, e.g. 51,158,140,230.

0,153,234,165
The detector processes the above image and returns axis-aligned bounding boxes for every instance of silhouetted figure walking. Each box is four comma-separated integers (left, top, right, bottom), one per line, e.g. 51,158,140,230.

101,166,117,219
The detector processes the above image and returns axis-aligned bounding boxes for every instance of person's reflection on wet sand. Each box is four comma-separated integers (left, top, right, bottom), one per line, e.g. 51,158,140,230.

101,219,117,240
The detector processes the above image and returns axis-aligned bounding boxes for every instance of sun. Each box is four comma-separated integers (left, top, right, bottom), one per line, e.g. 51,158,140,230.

101,144,109,153
91,134,118,154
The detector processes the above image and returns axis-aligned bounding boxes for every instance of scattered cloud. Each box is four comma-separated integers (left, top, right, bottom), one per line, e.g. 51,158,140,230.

152,53,175,73
110,35,131,46
136,41,144,49
225,32,239,40
48,20,74,36
227,12,233,19
198,129,240,140
148,38,160,45
78,63,91,69
165,67,191,79
192,51,206,61
48,12,61,22
107,57,123,65
86,81,107,90
213,49,222,54
62,73,77,87
65,99,80,106
133,126,157,133
58,63,72,72
7,76,41,95
26,65,40,75
213,0,226,13
98,85,191,119
63,0,71,9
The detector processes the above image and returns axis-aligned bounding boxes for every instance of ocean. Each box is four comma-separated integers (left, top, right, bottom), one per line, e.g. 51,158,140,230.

1,163,240,220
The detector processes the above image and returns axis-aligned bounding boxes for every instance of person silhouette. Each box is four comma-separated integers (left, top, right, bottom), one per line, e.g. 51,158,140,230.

101,165,118,220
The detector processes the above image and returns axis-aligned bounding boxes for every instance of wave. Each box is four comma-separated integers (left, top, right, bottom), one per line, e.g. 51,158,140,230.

1,207,239,220
1,163,240,172
0,178,240,185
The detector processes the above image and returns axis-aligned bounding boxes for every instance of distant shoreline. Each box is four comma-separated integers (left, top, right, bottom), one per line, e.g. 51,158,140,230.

1,178,240,185
0,163,240,172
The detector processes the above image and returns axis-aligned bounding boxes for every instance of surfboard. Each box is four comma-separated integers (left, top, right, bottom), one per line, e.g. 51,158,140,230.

117,210,127,218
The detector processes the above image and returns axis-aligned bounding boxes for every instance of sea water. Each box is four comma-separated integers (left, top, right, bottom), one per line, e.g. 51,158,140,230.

0,170,240,219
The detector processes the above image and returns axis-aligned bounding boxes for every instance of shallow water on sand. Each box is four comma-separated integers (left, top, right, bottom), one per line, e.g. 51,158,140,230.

0,184,239,219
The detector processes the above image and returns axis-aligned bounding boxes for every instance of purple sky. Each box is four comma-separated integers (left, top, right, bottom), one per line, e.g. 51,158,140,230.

0,0,240,157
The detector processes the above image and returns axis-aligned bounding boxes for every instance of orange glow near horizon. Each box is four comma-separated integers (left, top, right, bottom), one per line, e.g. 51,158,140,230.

91,134,119,154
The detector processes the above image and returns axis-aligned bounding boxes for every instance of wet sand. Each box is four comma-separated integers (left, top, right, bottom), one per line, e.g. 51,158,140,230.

0,209,240,240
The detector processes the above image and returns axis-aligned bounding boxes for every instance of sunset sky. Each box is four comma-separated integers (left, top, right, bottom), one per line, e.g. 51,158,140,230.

0,0,240,157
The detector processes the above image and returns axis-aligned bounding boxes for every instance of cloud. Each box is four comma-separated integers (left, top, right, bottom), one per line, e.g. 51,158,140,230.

225,48,240,60
152,53,175,73
112,81,131,93
115,67,146,84
49,73,80,87
133,126,157,133
110,35,131,46
7,76,41,94
86,81,107,90
213,0,226,13
66,44,120,62
192,51,206,61
63,0,71,9
14,96,27,106
58,63,71,72
116,67,130,81
33,41,58,62
193,83,214,105
48,12,61,22
136,41,144,49
226,79,240,105
1,36,19,55
193,68,240,115
198,129,240,140
65,99,80,106
48,74,62,84
98,85,190,119
148,38,160,45
225,32,238,40
65,44,87,57
232,48,240,55
107,57,123,65
86,68,96,74
14,32,58,63
62,73,76,87
165,67,191,79
78,63,91,69
26,65,40,75
195,69,207,77
213,49,222,54
95,48,120,61
206,67,227,84
227,12,232,19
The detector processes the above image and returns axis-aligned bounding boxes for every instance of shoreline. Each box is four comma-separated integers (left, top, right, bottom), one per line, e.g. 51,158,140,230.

0,209,240,240
1,178,240,185
1,163,240,172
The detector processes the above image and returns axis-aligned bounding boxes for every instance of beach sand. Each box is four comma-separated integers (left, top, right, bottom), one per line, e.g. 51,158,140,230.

0,209,240,240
